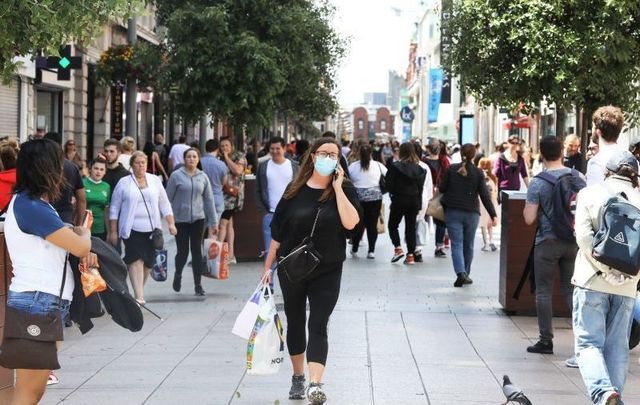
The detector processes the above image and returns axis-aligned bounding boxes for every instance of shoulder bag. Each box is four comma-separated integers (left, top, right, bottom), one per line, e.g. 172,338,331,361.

377,162,388,194
134,175,164,250
0,255,68,370
277,208,323,283
427,193,445,222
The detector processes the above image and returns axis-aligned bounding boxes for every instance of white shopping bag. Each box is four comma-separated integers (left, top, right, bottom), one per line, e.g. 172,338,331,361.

232,279,266,339
246,287,285,375
202,238,229,279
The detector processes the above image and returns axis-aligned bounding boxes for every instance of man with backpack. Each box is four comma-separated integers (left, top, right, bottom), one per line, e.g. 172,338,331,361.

523,136,586,354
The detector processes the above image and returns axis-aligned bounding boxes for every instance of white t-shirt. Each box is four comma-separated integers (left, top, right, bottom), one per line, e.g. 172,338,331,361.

586,142,624,186
118,153,132,170
132,187,154,232
348,160,388,189
267,159,293,212
169,144,191,168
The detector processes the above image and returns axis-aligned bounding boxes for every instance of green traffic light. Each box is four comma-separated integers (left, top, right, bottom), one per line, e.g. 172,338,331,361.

59,57,71,69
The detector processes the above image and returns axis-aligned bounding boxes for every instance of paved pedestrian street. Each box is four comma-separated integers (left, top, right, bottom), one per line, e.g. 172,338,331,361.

30,231,640,405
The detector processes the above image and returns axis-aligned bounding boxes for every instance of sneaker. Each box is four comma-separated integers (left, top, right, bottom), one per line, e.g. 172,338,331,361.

391,248,405,263
195,285,205,296
404,254,415,265
172,275,182,292
444,236,450,248
527,340,553,354
47,372,59,386
307,382,327,404
481,245,489,252
462,274,473,285
564,356,579,368
289,374,306,400
604,391,622,405
228,256,237,264
350,250,358,258
490,243,497,252
454,274,466,287
434,248,447,258
367,252,375,259
414,253,423,262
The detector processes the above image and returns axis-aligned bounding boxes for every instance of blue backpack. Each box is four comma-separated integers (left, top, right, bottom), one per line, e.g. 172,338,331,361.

536,170,586,242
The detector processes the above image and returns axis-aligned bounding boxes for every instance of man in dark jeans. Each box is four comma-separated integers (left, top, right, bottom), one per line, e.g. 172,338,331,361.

523,136,583,355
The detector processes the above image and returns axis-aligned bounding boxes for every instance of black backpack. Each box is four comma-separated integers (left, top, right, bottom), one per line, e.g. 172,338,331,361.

536,170,586,242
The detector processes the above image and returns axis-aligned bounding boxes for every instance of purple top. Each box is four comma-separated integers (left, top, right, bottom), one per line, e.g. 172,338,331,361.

493,153,528,190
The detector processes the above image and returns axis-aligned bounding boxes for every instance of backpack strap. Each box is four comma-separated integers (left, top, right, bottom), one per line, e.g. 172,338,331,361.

535,171,558,186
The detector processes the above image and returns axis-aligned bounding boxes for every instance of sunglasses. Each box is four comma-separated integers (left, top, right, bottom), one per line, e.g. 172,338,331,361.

509,140,520,145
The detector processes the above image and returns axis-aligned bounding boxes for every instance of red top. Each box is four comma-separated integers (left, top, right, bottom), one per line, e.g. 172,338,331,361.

0,169,16,211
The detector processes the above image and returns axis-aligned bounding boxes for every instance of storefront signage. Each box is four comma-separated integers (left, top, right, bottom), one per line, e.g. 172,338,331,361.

111,84,123,139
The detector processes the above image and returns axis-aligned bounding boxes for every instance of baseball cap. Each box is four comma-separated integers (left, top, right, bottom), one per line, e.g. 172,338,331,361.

606,150,639,174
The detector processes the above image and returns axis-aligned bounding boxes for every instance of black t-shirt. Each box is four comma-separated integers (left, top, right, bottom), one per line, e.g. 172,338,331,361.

104,163,130,191
52,159,84,224
270,183,361,268
563,152,586,173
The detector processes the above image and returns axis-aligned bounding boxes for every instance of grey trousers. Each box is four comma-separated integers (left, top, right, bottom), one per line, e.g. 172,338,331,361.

533,239,577,342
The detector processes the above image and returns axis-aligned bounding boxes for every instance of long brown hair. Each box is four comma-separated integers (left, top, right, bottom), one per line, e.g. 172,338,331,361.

399,142,419,164
477,157,497,184
283,137,347,202
457,143,477,176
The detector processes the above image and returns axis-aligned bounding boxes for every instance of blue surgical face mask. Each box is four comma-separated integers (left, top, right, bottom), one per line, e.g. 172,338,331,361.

314,156,338,176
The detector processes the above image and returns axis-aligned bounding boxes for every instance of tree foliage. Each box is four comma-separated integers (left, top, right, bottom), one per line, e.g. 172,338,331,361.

0,0,140,81
442,0,640,121
155,0,344,128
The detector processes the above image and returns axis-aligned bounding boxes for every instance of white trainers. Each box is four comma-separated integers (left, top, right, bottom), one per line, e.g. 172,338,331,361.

47,372,59,385
367,252,375,259
307,383,327,404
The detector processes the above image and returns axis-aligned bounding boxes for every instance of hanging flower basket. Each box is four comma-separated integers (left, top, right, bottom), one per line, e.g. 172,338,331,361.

96,43,164,90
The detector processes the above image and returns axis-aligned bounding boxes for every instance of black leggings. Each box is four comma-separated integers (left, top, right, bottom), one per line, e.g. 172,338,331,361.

388,199,419,254
175,219,206,288
278,265,342,365
352,200,382,253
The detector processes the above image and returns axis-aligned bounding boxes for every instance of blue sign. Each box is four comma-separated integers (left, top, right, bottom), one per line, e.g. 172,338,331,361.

400,106,415,123
428,68,444,123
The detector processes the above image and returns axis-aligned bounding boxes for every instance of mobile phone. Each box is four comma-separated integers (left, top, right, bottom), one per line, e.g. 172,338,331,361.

82,210,93,230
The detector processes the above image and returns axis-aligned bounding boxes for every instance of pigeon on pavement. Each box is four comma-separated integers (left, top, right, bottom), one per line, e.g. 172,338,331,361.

502,375,533,405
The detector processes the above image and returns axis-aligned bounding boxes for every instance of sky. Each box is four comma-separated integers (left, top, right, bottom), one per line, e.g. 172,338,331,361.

330,0,424,108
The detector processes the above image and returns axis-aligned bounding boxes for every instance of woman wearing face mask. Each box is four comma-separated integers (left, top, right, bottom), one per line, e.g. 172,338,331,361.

262,137,361,404
83,158,111,241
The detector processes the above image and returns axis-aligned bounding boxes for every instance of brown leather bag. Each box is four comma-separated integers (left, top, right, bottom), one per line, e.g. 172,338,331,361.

0,256,67,370
223,183,239,197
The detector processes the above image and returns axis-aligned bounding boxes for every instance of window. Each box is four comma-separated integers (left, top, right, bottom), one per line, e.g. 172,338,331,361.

357,119,364,130
380,119,386,131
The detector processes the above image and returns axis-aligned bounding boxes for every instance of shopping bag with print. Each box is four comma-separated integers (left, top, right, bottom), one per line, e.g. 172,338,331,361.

246,286,285,375
232,279,266,339
202,238,229,279
151,249,168,282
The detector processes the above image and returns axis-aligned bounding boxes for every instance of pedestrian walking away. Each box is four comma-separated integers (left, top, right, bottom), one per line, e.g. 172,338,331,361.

166,148,218,296
109,151,177,304
262,137,361,404
201,139,229,225
440,144,497,287
523,136,585,355
477,157,498,252
414,142,433,262
386,142,426,265
423,138,450,258
348,143,387,259
572,149,640,405
0,139,96,405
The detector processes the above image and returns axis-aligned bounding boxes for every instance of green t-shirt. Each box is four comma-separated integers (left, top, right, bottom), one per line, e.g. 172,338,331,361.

83,177,111,234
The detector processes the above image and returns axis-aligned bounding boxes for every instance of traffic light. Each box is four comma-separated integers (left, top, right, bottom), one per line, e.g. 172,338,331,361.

35,45,82,83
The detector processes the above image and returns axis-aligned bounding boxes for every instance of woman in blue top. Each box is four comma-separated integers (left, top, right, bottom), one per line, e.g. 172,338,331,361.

2,139,97,405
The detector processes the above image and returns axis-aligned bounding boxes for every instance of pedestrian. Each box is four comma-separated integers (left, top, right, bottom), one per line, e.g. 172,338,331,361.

118,136,136,171
586,106,625,186
262,137,361,404
493,135,530,196
587,133,599,161
348,143,387,259
1,138,95,404
440,144,498,287
143,140,169,182
523,136,585,355
168,135,190,172
477,157,498,252
572,150,640,405
321,131,350,175
294,139,310,163
102,138,131,191
153,132,169,171
108,151,177,304
563,134,586,173
64,139,84,174
423,138,450,257
45,132,86,226
0,140,18,212
255,137,299,269
414,143,433,262
386,142,426,265
83,158,111,241
166,148,218,296
201,139,229,224
217,136,247,264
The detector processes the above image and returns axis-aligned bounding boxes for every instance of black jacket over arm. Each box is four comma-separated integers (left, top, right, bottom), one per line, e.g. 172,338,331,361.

440,163,497,218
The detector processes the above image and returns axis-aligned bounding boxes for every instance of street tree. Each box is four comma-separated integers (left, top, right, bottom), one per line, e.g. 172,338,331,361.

442,0,640,136
155,0,344,131
0,0,140,81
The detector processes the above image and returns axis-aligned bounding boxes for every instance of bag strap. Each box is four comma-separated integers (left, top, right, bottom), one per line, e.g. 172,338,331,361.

309,207,322,239
59,254,68,303
132,174,155,231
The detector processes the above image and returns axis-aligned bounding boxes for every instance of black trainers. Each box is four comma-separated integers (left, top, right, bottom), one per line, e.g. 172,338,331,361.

195,285,205,296
462,275,473,285
172,274,182,292
289,374,306,400
307,382,327,404
454,274,466,287
527,340,553,354
434,248,447,258
414,252,423,262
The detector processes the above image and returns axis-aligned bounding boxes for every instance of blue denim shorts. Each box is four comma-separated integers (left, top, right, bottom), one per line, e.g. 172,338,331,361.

7,290,71,322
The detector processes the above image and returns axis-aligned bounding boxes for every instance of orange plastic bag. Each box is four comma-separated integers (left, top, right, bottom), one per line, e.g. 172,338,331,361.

79,210,107,297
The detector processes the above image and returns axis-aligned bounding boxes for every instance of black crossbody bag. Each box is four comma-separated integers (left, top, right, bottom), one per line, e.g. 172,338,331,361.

0,254,68,370
134,175,164,250
277,208,323,283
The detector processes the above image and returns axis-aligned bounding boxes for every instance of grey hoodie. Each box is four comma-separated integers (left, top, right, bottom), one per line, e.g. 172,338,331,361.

166,167,217,227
